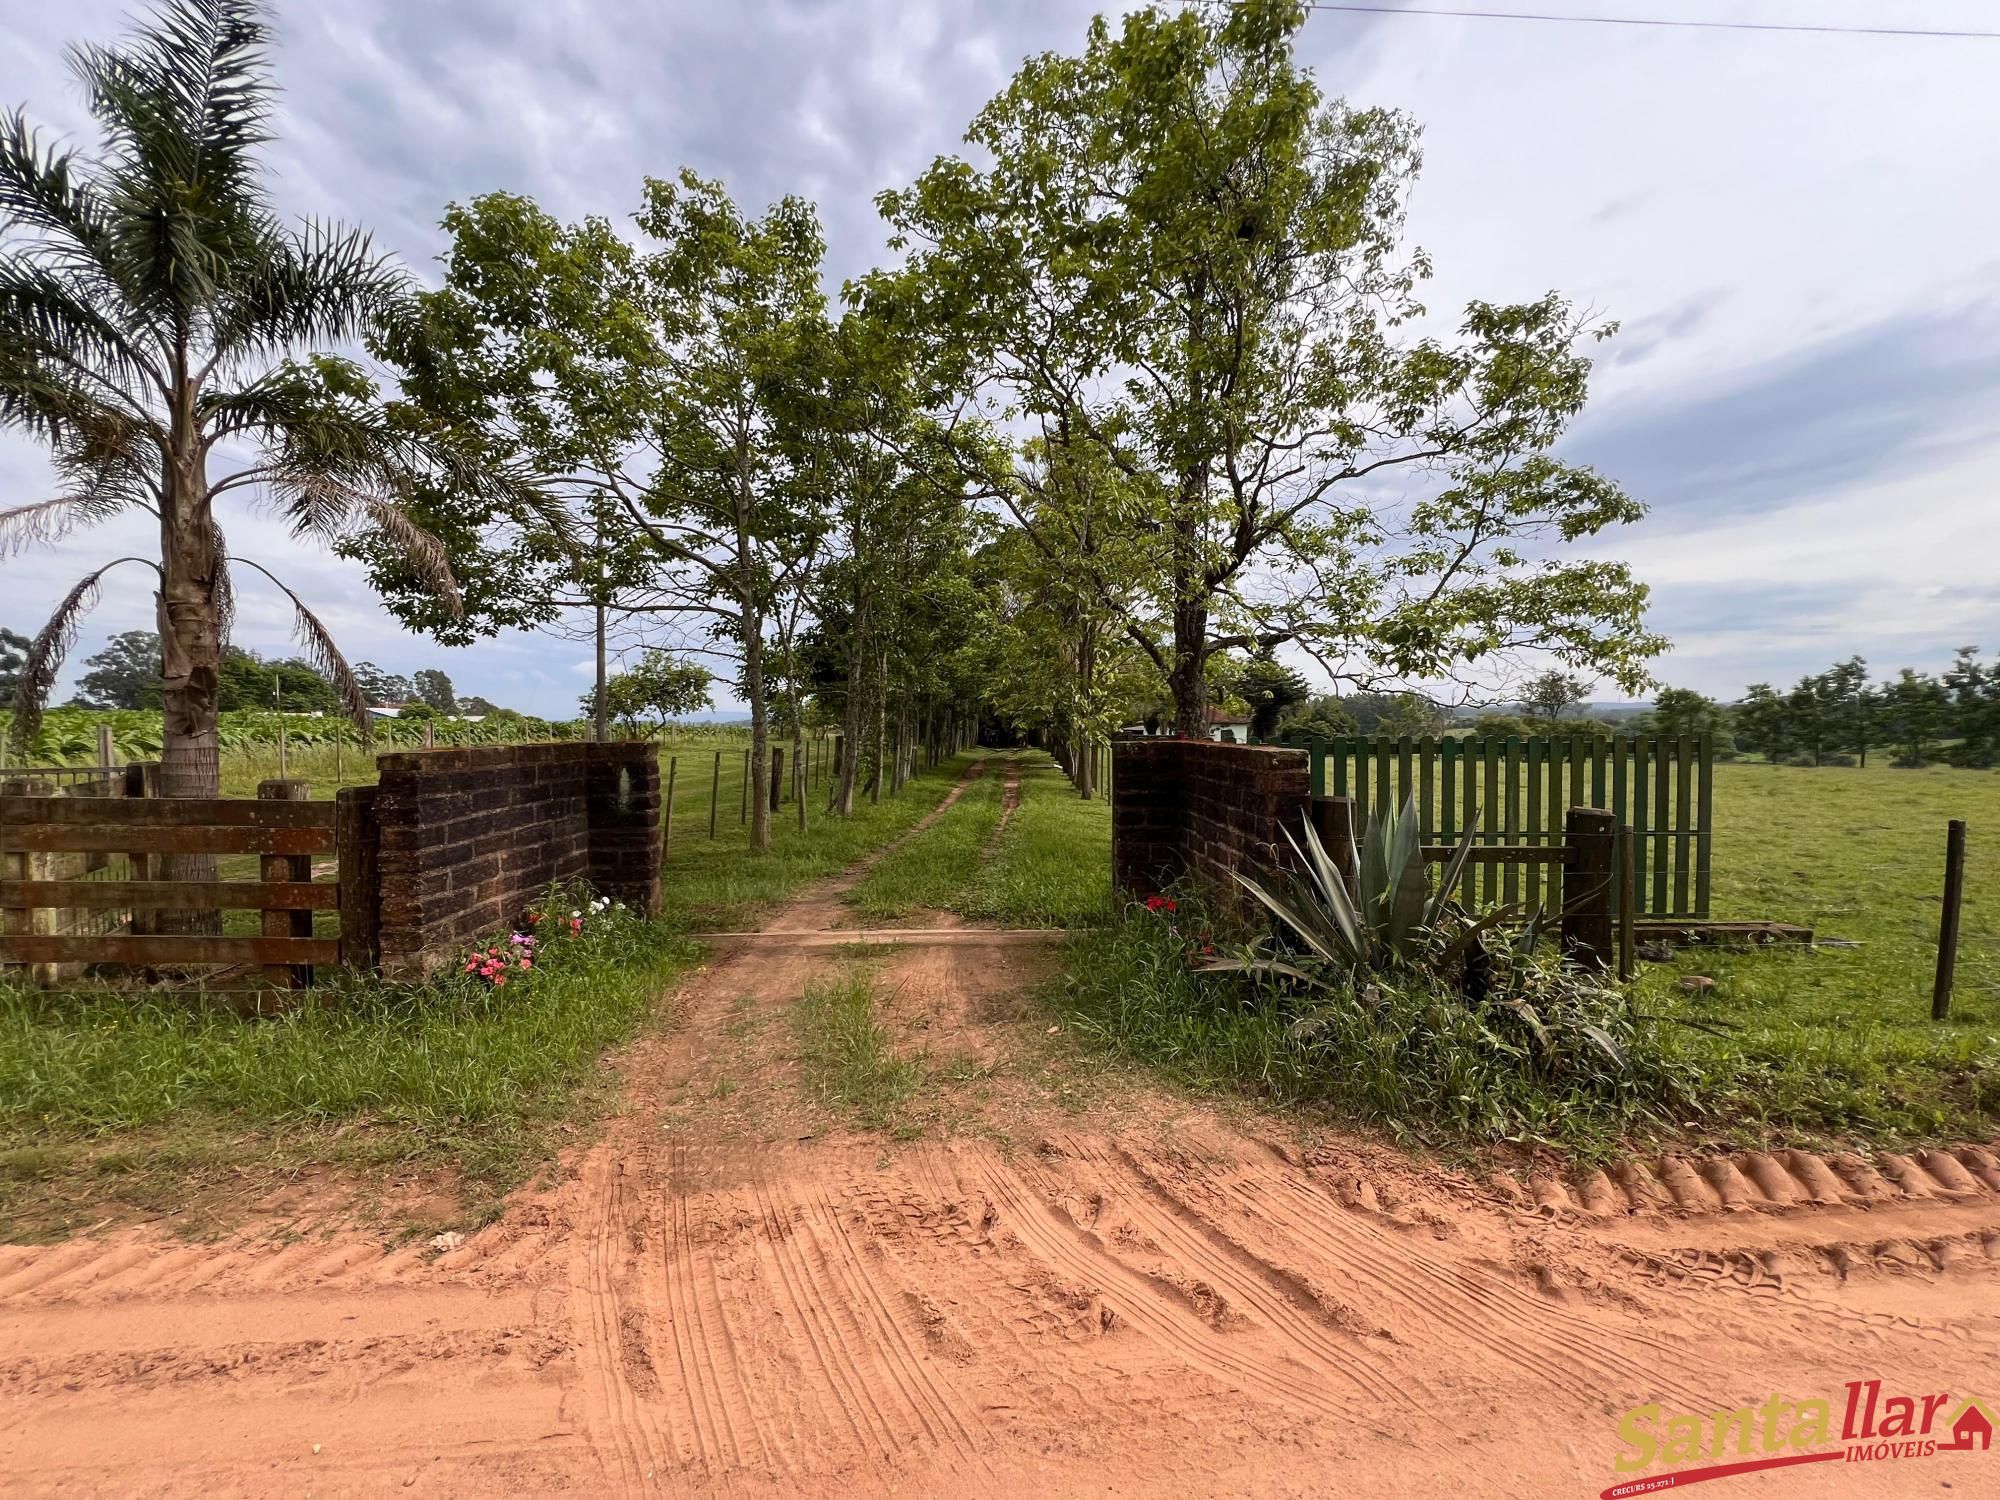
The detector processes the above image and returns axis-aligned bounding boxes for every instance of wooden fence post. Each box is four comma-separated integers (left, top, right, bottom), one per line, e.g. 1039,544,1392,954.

769,747,785,813
1933,819,1967,1020
124,762,159,939
1618,825,1637,982
258,779,312,991
335,784,381,972
709,751,721,840
95,723,116,770
1309,795,1357,899
1,777,58,985
663,756,678,858
832,735,844,778
1560,806,1616,969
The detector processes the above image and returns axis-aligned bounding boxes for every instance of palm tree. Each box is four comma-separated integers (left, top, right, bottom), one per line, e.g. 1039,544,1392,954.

0,0,517,802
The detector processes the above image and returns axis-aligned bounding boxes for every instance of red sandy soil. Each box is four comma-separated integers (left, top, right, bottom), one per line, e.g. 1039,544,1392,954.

3,765,1998,1497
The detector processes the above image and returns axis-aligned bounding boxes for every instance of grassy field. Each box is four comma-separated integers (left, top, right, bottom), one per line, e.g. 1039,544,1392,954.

1048,758,2000,1156
847,751,1113,926
0,897,702,1239
1638,760,2000,1145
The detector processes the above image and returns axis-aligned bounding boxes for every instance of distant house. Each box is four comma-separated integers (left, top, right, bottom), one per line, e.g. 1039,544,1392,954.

1207,706,1253,742
365,703,411,721
1941,1399,1995,1451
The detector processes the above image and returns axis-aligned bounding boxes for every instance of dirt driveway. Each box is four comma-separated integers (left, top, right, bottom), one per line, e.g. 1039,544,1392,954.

4,781,1999,1497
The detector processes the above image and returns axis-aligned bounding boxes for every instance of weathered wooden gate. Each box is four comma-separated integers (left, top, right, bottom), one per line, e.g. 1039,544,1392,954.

0,775,379,988
1301,733,1715,919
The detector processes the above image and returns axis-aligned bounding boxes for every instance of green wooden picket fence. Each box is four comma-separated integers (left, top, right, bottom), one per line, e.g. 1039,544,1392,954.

1284,733,1714,919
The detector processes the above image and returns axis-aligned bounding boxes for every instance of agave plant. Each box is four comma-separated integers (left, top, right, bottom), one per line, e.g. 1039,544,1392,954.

1204,796,1520,987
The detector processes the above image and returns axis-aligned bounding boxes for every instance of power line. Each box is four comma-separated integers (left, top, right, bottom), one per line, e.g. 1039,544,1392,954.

1300,3,2000,39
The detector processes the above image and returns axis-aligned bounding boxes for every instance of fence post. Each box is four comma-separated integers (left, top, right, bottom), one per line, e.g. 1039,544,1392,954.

769,747,785,813
95,723,116,770
124,762,160,938
709,751,721,840
1,776,59,985
335,784,381,973
257,778,313,991
1560,806,1616,969
663,756,678,859
1309,795,1358,899
1933,819,1967,1020
1618,825,1638,982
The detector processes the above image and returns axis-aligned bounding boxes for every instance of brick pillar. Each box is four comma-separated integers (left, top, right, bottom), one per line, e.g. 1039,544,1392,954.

587,744,662,917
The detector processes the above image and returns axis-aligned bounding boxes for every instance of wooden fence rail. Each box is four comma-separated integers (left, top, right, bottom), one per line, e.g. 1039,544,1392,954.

0,783,356,987
1300,732,1714,919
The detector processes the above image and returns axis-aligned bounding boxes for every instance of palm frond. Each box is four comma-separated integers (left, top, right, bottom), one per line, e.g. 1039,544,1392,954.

211,218,406,360
68,0,276,321
226,558,371,737
210,518,235,643
7,558,159,755
0,493,125,557
0,254,171,420
0,109,118,275
271,469,463,618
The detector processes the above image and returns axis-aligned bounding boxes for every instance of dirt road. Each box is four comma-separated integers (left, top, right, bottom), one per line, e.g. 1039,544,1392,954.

4,768,1998,1497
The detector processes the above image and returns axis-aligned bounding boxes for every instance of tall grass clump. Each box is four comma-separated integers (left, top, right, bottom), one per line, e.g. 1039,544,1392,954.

1050,893,1694,1155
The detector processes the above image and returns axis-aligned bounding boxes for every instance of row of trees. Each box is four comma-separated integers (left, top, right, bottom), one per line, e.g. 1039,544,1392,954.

2,0,1661,866
1736,651,2000,768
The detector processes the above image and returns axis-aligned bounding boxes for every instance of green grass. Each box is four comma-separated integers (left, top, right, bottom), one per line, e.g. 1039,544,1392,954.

846,760,1006,919
0,895,701,1238
792,966,918,1132
659,751,978,930
1041,759,2000,1157
845,751,1113,927
957,757,1113,926
1636,760,2000,1145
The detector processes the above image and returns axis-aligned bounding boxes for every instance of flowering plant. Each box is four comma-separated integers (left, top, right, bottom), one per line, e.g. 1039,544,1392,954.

464,934,536,987
466,890,628,989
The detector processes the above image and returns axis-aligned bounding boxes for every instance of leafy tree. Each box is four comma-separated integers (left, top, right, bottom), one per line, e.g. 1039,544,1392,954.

76,631,163,709
1943,647,2000,768
1733,683,1793,761
459,694,504,716
216,646,337,711
351,662,414,705
396,701,436,720
589,651,712,735
1818,656,1872,766
0,627,25,701
1470,712,1533,739
1275,694,1359,743
880,0,1660,737
1233,654,1310,740
375,176,829,851
412,668,456,714
1521,670,1592,727
1636,687,1736,753
1877,669,1950,767
0,0,509,812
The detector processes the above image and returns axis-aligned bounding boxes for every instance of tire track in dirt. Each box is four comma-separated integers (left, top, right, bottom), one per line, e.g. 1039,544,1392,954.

970,1149,1369,1425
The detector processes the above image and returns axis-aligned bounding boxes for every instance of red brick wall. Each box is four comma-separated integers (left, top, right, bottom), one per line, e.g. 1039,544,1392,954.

1110,739,1310,912
374,742,661,979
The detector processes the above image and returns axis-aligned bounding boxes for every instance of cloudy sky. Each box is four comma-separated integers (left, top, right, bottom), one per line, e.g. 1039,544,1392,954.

4,0,1996,716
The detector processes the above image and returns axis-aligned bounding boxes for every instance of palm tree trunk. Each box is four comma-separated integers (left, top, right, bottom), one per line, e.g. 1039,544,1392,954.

157,480,222,931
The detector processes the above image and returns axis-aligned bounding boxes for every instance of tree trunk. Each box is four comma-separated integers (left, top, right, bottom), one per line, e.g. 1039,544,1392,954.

743,601,770,852
1168,594,1209,739
834,592,868,817
158,461,222,932
870,649,887,805
593,602,608,742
